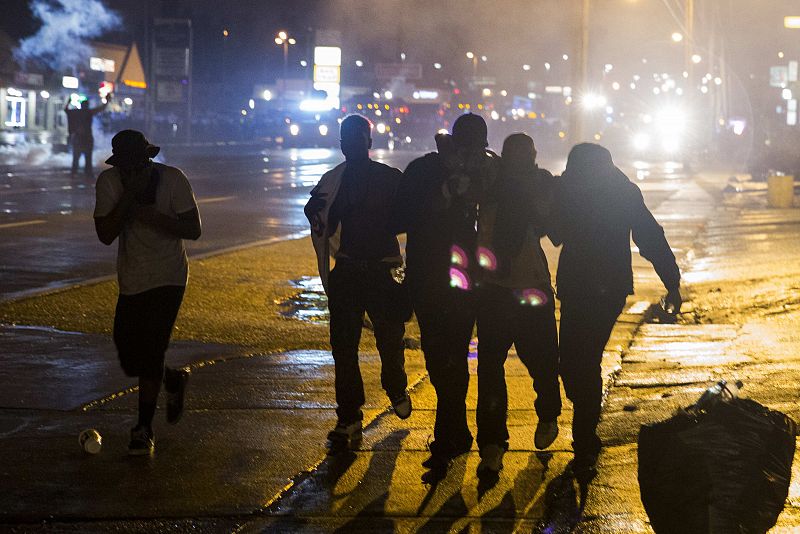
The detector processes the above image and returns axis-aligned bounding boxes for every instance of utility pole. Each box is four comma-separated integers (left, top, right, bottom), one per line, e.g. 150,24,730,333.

569,0,590,145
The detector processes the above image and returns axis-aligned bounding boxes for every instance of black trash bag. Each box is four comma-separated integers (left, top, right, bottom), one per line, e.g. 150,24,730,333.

638,397,797,534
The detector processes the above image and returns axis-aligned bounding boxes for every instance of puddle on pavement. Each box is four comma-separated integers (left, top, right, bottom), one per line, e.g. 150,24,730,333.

277,276,329,323
277,276,423,350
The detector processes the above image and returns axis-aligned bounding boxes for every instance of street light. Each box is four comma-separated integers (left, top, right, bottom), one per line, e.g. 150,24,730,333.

275,30,297,82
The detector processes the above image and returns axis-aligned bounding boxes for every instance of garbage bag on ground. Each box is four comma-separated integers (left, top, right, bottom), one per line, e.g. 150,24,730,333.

638,396,797,534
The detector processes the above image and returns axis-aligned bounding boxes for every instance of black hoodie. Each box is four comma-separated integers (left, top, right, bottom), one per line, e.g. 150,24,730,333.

551,146,680,299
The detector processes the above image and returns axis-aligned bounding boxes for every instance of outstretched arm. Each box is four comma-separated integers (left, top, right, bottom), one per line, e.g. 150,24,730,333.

630,184,682,310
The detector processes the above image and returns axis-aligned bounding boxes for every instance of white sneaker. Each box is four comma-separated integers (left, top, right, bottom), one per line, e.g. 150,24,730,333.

477,444,505,473
534,420,559,450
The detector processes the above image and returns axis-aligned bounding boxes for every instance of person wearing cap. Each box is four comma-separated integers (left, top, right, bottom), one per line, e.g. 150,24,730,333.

64,96,109,178
551,143,681,481
304,115,412,453
390,113,499,477
94,129,201,455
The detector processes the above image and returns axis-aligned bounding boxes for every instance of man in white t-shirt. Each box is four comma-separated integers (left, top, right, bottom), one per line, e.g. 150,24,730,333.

94,129,201,455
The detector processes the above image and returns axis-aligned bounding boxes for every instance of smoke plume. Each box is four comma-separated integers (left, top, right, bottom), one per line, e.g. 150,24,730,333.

14,0,121,71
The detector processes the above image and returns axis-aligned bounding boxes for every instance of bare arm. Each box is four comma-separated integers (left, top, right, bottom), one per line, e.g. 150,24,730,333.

94,188,137,245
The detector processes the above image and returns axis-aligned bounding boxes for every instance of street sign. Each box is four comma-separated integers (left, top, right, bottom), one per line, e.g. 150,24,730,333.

375,63,422,80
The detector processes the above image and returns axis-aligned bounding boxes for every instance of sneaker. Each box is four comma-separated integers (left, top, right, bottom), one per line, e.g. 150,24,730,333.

326,420,363,453
165,367,190,424
477,444,505,474
534,419,559,450
128,425,154,456
391,391,412,420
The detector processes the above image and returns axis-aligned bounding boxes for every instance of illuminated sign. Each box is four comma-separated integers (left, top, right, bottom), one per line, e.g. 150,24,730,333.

314,46,342,67
412,90,439,100
123,79,147,89
785,16,800,28
313,65,340,84
62,76,79,89
90,56,115,72
313,46,342,110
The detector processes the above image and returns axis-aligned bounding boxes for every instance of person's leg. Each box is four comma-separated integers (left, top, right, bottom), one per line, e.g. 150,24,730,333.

328,264,367,425
514,291,562,423
134,286,186,429
365,265,408,401
475,284,515,451
71,143,80,175
558,296,626,460
84,143,94,177
417,292,474,460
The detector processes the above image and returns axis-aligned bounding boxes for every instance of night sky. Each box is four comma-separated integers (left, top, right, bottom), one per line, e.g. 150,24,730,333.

2,1,799,91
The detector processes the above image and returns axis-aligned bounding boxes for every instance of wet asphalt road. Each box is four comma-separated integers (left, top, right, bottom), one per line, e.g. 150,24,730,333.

0,146,681,300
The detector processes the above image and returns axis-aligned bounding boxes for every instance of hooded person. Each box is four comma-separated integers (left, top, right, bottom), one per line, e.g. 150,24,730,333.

390,113,500,478
93,129,201,455
551,143,681,481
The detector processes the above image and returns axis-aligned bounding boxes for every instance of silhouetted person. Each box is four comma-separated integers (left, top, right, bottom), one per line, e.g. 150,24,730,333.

391,113,499,476
305,114,411,453
551,143,681,481
94,130,201,455
474,133,561,475
64,96,109,178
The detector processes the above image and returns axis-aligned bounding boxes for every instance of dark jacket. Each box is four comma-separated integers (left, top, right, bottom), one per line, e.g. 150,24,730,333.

390,152,497,301
552,166,680,299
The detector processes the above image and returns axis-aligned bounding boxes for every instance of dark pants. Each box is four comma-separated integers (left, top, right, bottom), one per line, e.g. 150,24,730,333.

414,289,475,456
476,284,561,450
558,295,626,457
71,139,93,176
328,260,408,424
113,285,185,380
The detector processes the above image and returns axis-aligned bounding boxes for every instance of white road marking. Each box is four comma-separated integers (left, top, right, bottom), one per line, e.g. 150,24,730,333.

197,196,236,204
0,219,46,230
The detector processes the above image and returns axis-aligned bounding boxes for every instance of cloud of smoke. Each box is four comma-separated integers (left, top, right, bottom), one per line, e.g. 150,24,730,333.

14,0,121,72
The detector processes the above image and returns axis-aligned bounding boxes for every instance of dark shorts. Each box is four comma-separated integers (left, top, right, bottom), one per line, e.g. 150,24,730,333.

113,285,185,379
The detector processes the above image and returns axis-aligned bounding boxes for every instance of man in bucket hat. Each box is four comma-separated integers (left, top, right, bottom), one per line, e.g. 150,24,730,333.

94,130,201,455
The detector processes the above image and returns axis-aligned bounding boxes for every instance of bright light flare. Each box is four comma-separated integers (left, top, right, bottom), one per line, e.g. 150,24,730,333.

318,124,328,136
515,288,548,306
376,122,387,134
581,93,607,110
632,133,651,151
449,267,471,291
476,247,497,271
262,89,273,101
450,245,469,268
785,16,800,28
671,32,683,42
289,124,300,136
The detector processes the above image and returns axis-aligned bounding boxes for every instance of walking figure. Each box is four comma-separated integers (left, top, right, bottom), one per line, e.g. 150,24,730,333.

64,96,109,178
392,113,499,477
552,143,681,481
94,130,201,455
305,115,412,453
474,133,562,475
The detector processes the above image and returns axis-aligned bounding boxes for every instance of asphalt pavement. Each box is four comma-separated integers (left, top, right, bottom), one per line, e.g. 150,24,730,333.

1,154,799,532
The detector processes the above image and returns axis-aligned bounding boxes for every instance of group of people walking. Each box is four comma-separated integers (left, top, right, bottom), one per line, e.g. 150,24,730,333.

91,113,680,481
305,113,682,482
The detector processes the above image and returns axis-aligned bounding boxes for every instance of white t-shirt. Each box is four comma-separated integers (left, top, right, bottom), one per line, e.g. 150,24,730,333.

94,163,198,295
